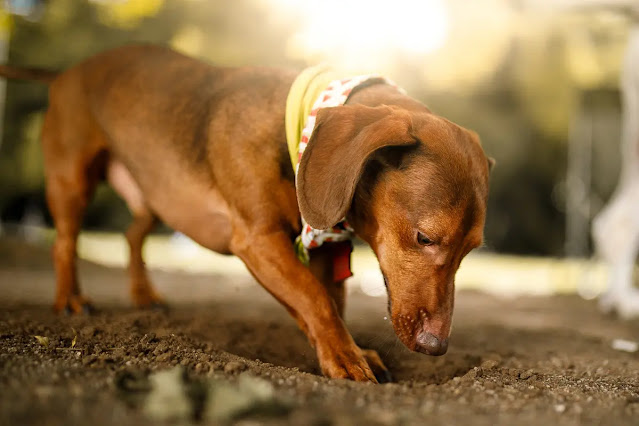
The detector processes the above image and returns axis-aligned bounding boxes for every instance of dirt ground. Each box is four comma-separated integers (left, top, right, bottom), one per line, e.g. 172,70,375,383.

1,235,639,426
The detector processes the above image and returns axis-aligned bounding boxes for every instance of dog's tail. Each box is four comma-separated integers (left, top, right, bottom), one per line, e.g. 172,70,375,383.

0,64,59,83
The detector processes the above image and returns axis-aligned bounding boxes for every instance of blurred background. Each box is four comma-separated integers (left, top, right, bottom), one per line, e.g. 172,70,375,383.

0,0,634,296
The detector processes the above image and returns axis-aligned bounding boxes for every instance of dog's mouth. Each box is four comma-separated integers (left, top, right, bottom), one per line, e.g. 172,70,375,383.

389,313,421,351
390,314,450,356
382,271,451,355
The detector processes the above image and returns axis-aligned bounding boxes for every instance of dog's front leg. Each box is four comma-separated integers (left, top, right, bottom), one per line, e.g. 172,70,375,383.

307,244,392,382
230,226,378,383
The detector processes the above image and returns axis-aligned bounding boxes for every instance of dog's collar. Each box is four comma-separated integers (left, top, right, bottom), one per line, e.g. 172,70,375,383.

286,67,400,281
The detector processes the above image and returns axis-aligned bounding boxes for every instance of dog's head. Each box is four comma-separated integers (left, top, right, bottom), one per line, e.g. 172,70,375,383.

297,104,492,356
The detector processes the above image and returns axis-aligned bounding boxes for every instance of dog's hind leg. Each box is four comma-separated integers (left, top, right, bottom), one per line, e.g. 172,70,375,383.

42,114,104,314
107,160,165,309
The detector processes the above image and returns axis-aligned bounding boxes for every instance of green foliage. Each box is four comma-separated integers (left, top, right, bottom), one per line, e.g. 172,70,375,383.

17,112,44,192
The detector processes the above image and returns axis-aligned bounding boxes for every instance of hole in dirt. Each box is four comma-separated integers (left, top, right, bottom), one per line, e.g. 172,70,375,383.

144,305,494,384
354,329,483,384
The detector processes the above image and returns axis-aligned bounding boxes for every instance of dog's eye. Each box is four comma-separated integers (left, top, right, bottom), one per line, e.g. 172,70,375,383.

417,232,433,246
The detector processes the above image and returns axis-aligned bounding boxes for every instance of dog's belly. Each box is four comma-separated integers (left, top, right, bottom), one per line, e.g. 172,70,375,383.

107,160,232,254
154,189,233,255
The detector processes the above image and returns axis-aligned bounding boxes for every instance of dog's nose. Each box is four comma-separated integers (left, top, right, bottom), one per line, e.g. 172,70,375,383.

415,332,449,356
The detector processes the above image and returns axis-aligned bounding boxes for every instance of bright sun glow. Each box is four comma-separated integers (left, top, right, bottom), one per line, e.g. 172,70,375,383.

266,0,449,67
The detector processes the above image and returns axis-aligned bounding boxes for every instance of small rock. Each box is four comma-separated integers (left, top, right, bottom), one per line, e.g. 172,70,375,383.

206,373,288,422
82,354,98,366
140,333,157,345
612,339,639,353
144,367,191,421
480,359,499,370
462,367,482,381
156,351,174,363
224,361,247,375
554,404,566,413
153,342,170,355
519,369,535,380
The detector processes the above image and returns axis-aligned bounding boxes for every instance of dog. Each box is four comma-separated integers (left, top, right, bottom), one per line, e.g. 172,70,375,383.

591,21,639,319
0,45,492,382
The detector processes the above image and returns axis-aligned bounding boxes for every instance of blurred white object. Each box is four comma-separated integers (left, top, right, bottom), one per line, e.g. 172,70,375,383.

591,21,639,319
611,338,639,352
357,269,386,297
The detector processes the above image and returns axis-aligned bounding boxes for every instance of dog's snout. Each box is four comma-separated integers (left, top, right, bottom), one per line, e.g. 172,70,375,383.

415,331,449,356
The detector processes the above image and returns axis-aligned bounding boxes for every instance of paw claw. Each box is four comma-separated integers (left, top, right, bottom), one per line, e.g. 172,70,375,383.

81,303,96,315
319,344,391,383
53,295,94,315
375,368,394,384
361,348,392,383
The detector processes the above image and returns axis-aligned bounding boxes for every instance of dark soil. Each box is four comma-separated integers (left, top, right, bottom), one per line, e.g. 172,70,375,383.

1,236,638,425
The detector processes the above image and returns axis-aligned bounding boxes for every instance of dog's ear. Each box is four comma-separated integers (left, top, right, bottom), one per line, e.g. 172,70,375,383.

297,105,416,229
467,129,495,174
487,157,496,171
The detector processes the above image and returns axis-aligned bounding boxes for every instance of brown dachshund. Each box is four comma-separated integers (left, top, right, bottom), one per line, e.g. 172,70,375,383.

0,45,492,383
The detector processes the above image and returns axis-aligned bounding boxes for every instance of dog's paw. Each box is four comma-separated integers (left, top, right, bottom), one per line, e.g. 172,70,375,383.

599,289,639,320
361,348,393,383
317,342,378,383
131,281,166,311
53,295,95,315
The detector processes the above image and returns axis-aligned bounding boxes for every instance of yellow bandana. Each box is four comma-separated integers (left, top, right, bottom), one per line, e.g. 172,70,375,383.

285,64,336,169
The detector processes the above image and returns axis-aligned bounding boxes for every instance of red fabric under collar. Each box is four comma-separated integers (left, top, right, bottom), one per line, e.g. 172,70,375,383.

331,240,354,283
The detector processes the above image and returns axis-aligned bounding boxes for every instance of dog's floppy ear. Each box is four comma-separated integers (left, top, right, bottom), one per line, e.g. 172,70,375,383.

297,105,416,229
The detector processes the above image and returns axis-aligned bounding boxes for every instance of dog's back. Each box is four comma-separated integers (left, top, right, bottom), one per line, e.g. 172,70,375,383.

42,45,298,250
